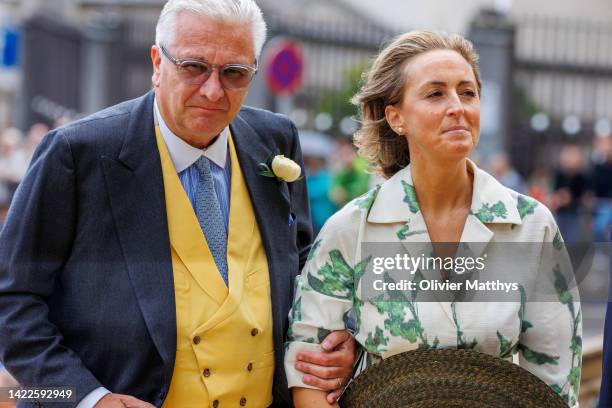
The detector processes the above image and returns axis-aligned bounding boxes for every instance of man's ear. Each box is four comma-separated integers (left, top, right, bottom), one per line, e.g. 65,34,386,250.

151,45,162,87
385,104,403,131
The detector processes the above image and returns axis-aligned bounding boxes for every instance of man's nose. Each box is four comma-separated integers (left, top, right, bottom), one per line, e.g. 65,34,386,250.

199,69,225,102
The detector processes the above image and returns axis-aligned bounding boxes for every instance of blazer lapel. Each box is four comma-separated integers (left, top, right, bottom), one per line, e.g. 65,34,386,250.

229,114,292,367
100,91,176,375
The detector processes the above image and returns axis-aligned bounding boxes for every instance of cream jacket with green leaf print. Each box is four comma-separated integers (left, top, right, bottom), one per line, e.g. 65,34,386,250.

285,160,581,407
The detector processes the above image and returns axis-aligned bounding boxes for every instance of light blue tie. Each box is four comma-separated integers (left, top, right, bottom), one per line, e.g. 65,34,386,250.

195,156,228,285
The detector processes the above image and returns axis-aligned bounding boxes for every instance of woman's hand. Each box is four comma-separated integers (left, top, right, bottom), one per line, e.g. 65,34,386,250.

294,330,356,403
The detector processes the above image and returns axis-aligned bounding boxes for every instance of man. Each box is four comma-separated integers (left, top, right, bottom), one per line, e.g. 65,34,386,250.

0,1,355,407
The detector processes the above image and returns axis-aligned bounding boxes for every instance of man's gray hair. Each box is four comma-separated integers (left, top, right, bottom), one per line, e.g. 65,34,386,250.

155,0,267,58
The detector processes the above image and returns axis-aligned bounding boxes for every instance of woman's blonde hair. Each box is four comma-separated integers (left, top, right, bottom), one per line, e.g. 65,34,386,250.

352,31,482,178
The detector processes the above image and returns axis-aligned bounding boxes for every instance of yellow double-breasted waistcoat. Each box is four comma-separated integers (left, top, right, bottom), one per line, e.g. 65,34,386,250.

155,128,274,408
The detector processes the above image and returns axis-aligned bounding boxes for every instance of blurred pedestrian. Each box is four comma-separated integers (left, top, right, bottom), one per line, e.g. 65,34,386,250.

489,152,527,194
24,122,49,164
527,164,553,208
0,127,28,203
330,139,371,207
304,154,337,235
552,144,593,242
591,135,612,241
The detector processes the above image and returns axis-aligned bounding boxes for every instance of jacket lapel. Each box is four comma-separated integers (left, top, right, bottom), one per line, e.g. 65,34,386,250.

229,114,292,372
100,91,176,375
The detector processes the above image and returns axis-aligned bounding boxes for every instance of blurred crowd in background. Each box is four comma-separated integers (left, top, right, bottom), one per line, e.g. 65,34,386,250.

2,121,609,243
302,131,612,241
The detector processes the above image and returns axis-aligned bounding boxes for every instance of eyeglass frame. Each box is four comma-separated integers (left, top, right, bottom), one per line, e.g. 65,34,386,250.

158,44,258,89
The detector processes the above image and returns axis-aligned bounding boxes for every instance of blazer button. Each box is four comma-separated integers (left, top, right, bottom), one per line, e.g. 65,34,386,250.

203,368,211,377
193,335,201,344
250,328,259,336
240,397,247,406
247,362,253,371
212,399,219,408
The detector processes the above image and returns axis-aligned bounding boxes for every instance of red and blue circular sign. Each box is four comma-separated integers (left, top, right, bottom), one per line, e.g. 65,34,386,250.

263,38,304,96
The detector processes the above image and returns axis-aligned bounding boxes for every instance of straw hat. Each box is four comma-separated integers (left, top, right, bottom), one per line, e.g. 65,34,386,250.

340,349,567,408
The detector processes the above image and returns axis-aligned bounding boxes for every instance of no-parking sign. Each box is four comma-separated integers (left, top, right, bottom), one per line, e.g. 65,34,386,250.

263,38,304,96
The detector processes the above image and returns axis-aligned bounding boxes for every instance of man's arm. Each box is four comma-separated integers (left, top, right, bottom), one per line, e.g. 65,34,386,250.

0,131,104,405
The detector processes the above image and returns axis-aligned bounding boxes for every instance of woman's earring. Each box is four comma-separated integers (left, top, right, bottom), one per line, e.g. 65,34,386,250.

396,127,404,135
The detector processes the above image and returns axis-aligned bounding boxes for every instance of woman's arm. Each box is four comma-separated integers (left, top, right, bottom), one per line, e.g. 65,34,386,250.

292,387,340,408
518,223,581,407
284,205,364,401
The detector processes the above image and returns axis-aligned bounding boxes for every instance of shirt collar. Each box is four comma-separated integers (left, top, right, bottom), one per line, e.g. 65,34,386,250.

154,99,228,172
367,159,522,226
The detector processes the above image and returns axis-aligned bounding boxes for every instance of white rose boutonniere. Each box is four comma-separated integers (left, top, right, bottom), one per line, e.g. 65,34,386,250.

258,154,302,182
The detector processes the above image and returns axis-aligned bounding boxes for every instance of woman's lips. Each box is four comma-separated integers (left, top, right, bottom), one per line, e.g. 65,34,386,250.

443,125,469,133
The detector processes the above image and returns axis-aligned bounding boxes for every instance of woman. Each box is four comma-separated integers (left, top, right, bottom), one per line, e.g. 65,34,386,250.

284,31,581,407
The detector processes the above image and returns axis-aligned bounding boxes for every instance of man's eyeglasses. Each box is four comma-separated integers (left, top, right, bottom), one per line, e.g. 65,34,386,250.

159,45,258,89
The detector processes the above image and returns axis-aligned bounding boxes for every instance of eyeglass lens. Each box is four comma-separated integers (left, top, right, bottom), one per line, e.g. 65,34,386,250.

178,61,254,89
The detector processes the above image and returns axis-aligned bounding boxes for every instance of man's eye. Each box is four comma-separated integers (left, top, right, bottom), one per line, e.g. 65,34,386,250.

181,63,208,76
223,67,248,79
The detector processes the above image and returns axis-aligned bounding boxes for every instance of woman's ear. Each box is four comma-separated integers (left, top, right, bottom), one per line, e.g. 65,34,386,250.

385,105,404,135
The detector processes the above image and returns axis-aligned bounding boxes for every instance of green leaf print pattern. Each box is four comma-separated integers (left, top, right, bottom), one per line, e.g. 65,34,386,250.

308,250,366,300
353,296,364,336
396,221,427,240
497,331,518,358
370,272,438,351
354,185,381,212
364,326,389,353
517,195,538,219
520,346,560,365
307,239,322,262
496,286,559,364
285,296,302,349
553,229,564,251
552,264,582,406
472,201,508,223
401,181,420,213
317,328,332,344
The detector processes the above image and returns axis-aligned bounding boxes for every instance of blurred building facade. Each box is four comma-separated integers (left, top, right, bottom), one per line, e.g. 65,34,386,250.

0,0,610,170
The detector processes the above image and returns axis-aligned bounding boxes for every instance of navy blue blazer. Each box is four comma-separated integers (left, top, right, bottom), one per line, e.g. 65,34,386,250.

600,229,612,407
0,91,312,407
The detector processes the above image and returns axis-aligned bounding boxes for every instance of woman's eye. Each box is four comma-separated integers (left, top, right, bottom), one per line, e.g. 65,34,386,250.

427,91,442,98
463,90,477,97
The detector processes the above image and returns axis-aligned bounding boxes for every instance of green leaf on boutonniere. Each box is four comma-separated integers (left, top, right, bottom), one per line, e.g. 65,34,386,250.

257,162,275,178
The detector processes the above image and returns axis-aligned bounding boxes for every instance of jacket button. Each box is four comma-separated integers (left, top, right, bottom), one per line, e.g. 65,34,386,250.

247,362,253,371
193,335,201,344
203,368,211,377
213,400,219,408
250,328,259,336
240,397,247,406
